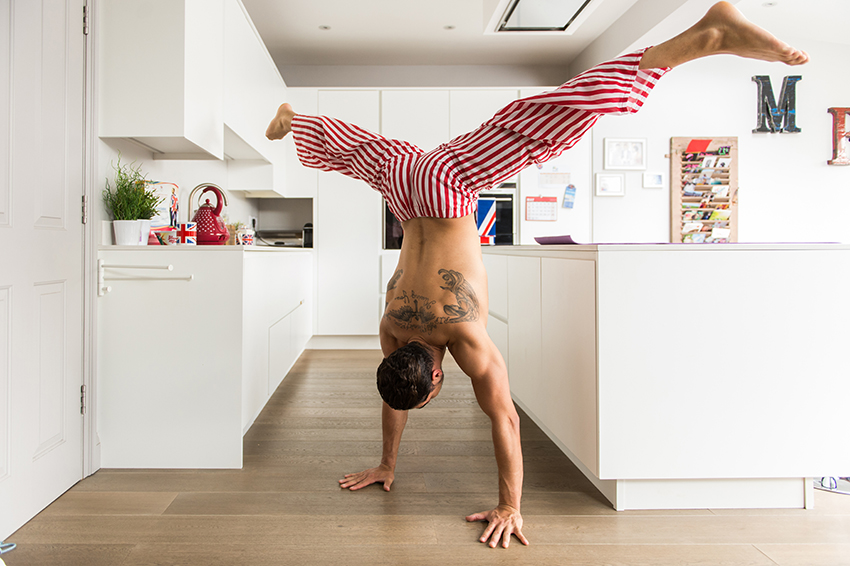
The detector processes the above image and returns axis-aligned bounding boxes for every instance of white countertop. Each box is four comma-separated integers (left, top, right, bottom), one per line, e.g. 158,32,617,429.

99,245,312,252
482,242,850,256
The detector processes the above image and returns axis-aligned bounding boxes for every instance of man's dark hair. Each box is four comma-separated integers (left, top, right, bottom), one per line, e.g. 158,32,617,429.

377,342,435,410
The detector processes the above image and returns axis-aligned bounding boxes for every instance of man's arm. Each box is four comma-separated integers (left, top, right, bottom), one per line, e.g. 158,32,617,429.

450,331,529,549
340,320,408,491
339,401,408,491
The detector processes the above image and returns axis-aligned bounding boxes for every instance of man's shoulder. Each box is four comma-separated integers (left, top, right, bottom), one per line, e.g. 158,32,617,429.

446,324,498,372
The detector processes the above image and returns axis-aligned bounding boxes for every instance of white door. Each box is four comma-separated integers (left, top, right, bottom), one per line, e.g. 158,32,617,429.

0,0,86,539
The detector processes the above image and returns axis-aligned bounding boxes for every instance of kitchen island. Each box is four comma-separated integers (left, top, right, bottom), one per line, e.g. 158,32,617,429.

97,246,312,469
482,243,850,510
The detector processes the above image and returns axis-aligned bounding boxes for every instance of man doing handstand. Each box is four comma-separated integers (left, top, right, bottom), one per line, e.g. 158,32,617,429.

266,2,807,549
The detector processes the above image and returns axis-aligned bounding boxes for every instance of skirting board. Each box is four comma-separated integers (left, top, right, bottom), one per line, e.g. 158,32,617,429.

512,396,814,511
307,335,381,350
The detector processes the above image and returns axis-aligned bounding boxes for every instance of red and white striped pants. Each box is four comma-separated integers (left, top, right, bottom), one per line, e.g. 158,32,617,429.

291,49,669,223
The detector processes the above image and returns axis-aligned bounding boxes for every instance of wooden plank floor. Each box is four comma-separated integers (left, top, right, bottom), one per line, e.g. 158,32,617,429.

6,349,850,566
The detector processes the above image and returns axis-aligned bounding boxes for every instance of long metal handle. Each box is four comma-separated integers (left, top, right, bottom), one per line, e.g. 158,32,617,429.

98,260,193,297
102,264,173,271
104,275,194,282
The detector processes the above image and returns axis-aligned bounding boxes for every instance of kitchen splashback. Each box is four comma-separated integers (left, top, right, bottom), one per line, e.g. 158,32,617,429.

257,197,313,231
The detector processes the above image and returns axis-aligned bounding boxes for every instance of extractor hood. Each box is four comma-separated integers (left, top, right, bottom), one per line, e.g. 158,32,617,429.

484,0,601,34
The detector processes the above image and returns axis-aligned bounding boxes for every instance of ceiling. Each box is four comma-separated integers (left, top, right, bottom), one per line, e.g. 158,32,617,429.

241,0,847,83
241,0,644,67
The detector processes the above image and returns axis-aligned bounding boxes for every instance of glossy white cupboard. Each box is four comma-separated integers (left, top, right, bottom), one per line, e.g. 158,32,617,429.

97,247,312,468
99,0,290,197
484,243,850,510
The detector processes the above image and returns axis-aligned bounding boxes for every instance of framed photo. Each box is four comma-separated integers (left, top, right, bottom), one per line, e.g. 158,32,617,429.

595,173,625,197
604,138,646,170
642,172,664,188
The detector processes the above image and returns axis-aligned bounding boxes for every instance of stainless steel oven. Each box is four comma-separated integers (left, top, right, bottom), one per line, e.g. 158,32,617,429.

383,182,518,249
477,183,518,246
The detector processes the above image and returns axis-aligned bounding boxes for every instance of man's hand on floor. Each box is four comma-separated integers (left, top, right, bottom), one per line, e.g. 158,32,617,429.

466,504,529,548
339,464,395,491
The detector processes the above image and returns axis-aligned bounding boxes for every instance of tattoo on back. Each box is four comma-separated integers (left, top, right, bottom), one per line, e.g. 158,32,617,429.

384,268,480,334
437,269,479,323
386,269,402,292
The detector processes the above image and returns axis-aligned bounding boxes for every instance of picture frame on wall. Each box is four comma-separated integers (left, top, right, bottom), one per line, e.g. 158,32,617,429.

604,138,647,170
642,172,664,188
595,173,625,196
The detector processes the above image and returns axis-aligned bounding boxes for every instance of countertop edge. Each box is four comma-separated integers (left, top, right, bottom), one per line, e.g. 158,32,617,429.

99,245,313,252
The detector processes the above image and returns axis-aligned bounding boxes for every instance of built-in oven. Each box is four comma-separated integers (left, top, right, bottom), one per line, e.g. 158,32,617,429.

383,181,518,249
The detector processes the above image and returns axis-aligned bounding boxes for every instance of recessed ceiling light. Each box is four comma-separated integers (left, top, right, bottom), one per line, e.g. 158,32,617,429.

318,25,331,30
762,2,778,7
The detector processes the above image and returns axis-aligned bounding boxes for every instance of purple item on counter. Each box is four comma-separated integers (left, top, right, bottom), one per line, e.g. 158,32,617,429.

534,235,580,245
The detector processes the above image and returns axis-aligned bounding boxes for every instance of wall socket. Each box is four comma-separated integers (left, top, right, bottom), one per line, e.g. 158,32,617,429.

248,216,257,230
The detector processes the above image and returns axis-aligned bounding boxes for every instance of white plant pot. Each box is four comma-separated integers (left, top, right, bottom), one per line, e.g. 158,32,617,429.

138,219,151,245
113,220,141,245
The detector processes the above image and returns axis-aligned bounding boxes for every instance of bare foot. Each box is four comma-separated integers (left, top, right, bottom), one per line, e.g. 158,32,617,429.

640,2,808,69
265,103,295,140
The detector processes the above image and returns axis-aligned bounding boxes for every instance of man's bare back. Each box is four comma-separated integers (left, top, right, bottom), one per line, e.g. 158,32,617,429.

380,215,488,357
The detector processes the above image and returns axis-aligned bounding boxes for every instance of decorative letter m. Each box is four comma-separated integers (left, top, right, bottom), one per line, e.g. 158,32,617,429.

752,75,802,133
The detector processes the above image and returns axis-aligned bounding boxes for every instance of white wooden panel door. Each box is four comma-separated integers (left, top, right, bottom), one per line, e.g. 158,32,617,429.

0,0,85,538
316,90,381,335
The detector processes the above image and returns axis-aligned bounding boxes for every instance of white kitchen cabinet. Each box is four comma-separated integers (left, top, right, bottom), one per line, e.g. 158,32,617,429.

99,0,225,159
98,247,312,469
540,257,598,476
486,244,850,511
315,90,382,335
379,250,402,320
449,89,519,139
482,253,508,320
100,0,289,199
381,90,449,151
223,0,288,197
282,89,319,199
487,316,509,370
506,256,541,402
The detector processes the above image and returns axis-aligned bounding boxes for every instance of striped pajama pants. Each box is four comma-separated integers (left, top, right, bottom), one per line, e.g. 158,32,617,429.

291,48,669,223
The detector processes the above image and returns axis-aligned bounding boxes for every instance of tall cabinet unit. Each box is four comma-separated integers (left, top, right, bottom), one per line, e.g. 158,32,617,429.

382,90,450,150
315,91,382,335
223,0,287,197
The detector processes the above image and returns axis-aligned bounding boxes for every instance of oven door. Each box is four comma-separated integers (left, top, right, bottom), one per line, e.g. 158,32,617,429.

477,187,517,246
383,186,518,249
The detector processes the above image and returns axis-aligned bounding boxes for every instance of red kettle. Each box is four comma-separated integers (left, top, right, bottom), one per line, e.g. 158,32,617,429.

190,184,229,245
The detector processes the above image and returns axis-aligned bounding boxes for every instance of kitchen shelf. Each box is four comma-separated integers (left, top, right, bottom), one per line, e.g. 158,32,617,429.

670,137,739,244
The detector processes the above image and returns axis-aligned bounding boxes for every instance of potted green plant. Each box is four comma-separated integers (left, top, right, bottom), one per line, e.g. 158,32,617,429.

102,156,162,245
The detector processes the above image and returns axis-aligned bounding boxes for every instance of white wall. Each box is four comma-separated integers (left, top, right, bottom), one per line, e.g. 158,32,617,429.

97,139,261,237
589,36,850,244
518,135,593,245
280,64,570,88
